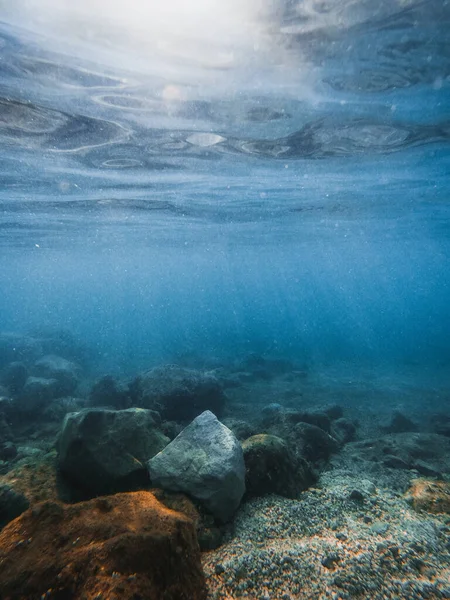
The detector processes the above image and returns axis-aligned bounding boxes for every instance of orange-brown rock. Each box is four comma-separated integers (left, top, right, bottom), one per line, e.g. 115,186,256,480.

406,479,450,514
0,491,207,600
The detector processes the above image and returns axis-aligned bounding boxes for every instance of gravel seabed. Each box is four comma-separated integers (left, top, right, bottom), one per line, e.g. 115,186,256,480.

202,474,450,600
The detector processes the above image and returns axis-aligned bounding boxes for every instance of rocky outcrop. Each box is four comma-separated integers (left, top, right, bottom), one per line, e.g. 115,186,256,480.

135,365,226,421
149,410,245,522
57,408,169,496
0,491,207,599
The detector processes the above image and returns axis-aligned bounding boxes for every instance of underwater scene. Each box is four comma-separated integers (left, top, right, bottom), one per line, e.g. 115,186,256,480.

0,0,450,597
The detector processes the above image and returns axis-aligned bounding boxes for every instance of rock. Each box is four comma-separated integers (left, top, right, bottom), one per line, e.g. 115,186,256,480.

0,414,13,442
406,479,450,514
43,396,87,422
1,361,28,394
430,414,450,437
331,418,357,445
0,491,207,599
0,333,43,368
383,410,418,434
33,328,90,365
148,410,245,523
222,418,257,441
136,365,226,421
286,410,332,433
350,433,450,476
160,420,184,440
19,376,61,411
323,404,344,420
0,441,17,461
260,403,285,426
88,374,130,409
33,354,80,396
292,422,339,463
242,434,315,498
0,484,29,529
57,408,169,496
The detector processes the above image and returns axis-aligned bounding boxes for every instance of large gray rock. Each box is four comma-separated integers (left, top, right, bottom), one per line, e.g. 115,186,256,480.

33,355,80,396
57,408,169,496
136,365,226,421
148,410,245,523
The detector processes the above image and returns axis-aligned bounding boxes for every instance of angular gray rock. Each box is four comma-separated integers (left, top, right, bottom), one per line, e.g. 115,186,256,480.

57,408,169,496
148,410,245,523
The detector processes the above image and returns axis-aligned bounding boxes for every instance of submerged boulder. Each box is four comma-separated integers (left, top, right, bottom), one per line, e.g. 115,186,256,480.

57,407,169,496
33,354,80,396
242,434,315,498
148,410,245,522
291,422,339,463
0,361,28,394
88,374,130,409
19,376,61,412
136,364,226,421
0,484,29,530
0,491,207,600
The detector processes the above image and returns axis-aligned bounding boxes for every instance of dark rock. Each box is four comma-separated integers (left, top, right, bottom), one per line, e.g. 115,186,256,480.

291,422,339,463
383,454,411,470
323,404,344,420
222,418,257,441
43,396,87,423
0,492,207,599
384,410,418,434
88,375,130,409
331,418,357,445
0,414,13,442
135,365,227,421
0,441,17,461
321,553,340,569
412,460,442,478
149,411,245,523
260,403,285,426
197,525,223,550
1,362,28,394
349,489,365,502
0,484,29,529
57,408,169,497
430,414,450,437
160,420,184,440
33,354,80,396
242,434,315,498
19,376,61,411
286,410,331,433
355,433,450,476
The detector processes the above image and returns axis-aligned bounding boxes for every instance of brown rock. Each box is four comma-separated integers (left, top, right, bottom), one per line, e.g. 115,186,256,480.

0,491,207,600
406,479,450,514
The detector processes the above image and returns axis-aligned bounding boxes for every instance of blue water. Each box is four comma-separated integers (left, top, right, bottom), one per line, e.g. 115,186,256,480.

1,0,450,377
